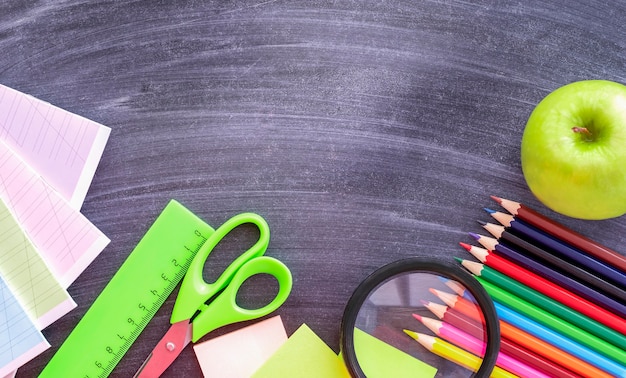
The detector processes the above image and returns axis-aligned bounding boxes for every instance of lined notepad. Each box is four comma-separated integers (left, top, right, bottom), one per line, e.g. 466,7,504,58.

0,138,110,288
0,197,76,329
0,274,49,377
0,84,111,377
0,84,111,210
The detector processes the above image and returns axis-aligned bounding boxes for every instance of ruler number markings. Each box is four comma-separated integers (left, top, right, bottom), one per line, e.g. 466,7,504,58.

95,228,207,377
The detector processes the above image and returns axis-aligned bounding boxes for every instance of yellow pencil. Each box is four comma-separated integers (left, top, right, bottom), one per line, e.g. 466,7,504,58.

404,330,518,378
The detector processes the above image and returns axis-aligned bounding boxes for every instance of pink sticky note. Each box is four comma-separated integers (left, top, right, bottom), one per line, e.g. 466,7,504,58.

193,316,287,378
0,140,110,287
0,84,111,210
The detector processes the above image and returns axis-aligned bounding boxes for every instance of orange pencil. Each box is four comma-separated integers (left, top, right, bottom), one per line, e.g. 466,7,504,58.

423,300,612,378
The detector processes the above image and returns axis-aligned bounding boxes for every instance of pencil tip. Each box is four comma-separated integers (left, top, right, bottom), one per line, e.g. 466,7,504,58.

468,232,481,241
403,329,418,340
483,207,497,214
459,242,472,251
420,299,430,307
412,313,422,322
453,256,463,264
490,195,503,204
476,219,487,226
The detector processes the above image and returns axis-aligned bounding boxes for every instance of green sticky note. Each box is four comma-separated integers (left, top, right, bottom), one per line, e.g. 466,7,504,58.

353,328,438,378
252,324,350,378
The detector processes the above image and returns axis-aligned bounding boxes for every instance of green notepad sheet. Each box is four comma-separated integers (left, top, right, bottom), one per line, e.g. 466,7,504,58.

252,324,350,378
354,328,438,378
0,197,75,329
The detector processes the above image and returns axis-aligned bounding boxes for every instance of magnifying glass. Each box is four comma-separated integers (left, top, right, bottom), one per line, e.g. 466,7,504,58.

340,257,500,378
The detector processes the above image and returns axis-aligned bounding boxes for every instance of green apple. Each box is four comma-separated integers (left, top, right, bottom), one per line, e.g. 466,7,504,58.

521,80,626,220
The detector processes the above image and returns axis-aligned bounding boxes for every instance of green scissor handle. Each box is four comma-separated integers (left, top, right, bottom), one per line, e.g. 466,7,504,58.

190,256,292,341
170,213,292,342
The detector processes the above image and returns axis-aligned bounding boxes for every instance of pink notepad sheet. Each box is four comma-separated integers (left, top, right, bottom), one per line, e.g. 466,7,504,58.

193,316,288,378
0,84,111,210
0,140,110,288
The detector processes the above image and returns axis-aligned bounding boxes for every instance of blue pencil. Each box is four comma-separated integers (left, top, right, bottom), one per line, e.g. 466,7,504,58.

494,302,626,377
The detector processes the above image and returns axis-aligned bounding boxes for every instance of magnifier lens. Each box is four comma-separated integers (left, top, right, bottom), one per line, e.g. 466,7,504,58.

342,259,499,378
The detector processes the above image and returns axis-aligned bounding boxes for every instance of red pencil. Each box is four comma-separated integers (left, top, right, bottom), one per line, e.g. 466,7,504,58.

480,218,626,304
491,196,626,273
461,241,626,336
422,301,591,378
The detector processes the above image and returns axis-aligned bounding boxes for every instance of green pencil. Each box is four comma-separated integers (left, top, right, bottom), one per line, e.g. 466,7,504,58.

473,274,626,364
459,259,626,349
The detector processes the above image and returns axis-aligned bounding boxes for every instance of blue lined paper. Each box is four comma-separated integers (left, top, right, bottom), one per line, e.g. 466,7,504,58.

0,273,49,376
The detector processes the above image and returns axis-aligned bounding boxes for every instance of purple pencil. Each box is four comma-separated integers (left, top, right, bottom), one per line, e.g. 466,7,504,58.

484,210,626,290
480,216,626,304
468,233,626,319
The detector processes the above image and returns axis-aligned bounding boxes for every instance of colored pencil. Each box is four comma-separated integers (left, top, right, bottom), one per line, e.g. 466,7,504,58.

429,288,483,322
442,278,473,300
431,288,626,373
474,273,626,364
483,211,626,290
493,302,626,377
423,301,603,378
413,314,550,378
482,213,626,304
463,239,626,335
423,301,609,378
466,234,626,319
470,232,626,320
402,331,517,378
417,307,582,378
460,257,626,347
491,196,626,273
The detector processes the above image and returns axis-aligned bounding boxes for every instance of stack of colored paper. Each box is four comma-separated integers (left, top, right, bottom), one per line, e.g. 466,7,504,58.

0,84,111,377
453,196,626,378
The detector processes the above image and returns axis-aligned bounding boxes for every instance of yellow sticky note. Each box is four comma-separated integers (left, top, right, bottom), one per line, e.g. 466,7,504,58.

353,328,437,378
252,324,350,378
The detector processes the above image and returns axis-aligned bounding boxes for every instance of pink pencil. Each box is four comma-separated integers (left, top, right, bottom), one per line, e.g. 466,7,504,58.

413,314,550,378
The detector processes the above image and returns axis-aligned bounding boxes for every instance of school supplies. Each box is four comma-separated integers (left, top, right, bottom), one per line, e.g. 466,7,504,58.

0,197,75,329
403,332,516,378
134,212,292,377
464,236,626,334
423,301,610,378
252,324,350,378
193,315,288,378
352,327,438,378
460,258,626,347
481,218,626,290
0,84,111,376
490,196,626,272
456,196,626,378
494,302,626,377
0,274,49,377
418,305,579,378
413,314,549,378
0,140,110,288
0,84,111,210
477,276,626,363
40,200,214,377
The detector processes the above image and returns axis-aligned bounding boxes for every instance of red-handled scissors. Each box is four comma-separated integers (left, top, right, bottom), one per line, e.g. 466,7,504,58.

134,213,292,377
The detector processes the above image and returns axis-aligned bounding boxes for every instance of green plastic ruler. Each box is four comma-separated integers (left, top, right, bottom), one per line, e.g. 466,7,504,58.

40,200,214,377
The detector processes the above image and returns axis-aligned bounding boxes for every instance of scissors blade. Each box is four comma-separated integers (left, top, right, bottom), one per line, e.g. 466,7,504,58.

134,320,192,378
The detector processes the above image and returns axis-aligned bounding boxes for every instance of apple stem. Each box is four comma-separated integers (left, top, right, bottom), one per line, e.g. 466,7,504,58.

572,126,593,141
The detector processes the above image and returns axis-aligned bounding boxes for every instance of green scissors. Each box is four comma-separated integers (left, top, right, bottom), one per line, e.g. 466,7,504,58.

134,213,292,377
